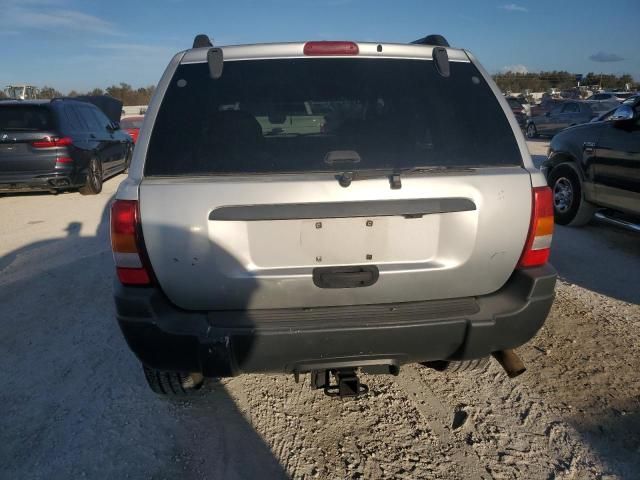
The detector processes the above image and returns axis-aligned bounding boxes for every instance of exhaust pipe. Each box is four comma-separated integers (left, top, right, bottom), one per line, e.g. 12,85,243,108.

492,349,526,378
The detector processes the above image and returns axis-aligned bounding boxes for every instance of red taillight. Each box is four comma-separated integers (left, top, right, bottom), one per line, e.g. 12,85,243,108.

116,267,150,285
55,156,73,164
32,136,73,148
110,199,152,286
518,186,554,268
303,41,359,56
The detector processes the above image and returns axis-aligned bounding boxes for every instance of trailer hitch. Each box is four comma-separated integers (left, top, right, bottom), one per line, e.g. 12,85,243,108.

311,369,369,398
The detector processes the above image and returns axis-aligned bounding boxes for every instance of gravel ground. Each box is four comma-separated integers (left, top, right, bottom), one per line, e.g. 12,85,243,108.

1,142,639,479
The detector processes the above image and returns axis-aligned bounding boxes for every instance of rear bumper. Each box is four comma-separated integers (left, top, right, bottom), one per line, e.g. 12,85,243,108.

0,170,81,192
115,265,556,377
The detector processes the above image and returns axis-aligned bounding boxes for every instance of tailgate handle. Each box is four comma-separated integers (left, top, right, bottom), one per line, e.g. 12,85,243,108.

313,266,379,289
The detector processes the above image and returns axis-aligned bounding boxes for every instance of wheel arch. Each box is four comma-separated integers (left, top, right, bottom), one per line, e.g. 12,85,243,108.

545,152,585,182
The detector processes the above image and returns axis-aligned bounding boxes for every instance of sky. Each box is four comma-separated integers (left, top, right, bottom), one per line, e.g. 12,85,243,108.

1,0,638,92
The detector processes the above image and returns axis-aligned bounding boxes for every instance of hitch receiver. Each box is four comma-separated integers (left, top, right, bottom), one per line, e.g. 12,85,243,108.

319,369,369,398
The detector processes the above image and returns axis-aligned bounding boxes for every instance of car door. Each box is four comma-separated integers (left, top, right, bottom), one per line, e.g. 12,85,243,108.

60,104,91,158
592,103,640,215
76,104,111,173
555,102,579,133
538,105,562,134
86,106,127,175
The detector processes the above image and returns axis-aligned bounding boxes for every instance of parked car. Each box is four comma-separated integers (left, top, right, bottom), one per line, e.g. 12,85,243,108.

529,98,565,117
506,97,527,128
590,98,636,123
586,92,622,102
542,97,639,226
510,95,531,116
526,100,600,138
586,100,622,118
0,97,133,194
111,34,557,397
610,91,636,101
120,115,144,143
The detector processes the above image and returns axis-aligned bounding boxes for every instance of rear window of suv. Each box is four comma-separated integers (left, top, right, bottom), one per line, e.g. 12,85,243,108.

0,105,54,131
146,58,522,176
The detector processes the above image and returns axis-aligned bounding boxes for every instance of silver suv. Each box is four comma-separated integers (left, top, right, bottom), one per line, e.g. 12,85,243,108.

111,35,556,397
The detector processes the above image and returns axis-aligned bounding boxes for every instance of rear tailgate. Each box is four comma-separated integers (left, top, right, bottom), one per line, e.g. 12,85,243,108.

140,170,531,309
0,105,59,175
137,50,532,310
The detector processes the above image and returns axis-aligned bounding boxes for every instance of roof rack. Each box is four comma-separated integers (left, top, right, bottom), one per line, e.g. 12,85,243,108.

193,34,213,48
411,34,450,47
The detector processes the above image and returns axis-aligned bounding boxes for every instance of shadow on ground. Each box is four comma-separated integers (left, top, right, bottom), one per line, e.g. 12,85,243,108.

568,398,640,478
0,196,288,479
550,221,640,304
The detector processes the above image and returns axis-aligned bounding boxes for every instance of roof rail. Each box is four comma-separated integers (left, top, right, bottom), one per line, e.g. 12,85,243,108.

411,34,450,47
193,34,213,49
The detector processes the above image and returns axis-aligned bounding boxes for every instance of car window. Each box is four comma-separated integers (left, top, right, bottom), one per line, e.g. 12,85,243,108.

146,59,523,176
591,101,619,116
562,103,579,113
77,106,104,133
88,107,113,131
63,105,88,133
0,105,54,131
550,106,563,115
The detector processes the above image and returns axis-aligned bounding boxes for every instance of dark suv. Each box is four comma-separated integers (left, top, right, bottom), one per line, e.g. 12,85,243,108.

543,97,640,227
0,98,133,195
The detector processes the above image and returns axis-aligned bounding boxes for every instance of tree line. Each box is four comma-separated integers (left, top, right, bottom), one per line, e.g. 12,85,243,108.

493,71,636,93
1,73,636,102
0,83,155,105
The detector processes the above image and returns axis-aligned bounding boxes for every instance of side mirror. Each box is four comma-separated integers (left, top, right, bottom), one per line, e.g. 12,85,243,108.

107,121,119,132
610,104,634,122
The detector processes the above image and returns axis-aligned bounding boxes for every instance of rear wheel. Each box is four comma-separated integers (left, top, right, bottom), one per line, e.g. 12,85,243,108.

548,165,595,226
421,357,490,373
142,365,205,396
79,159,103,195
526,123,538,139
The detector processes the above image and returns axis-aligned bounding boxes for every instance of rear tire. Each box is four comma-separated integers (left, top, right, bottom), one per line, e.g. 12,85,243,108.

548,165,596,226
526,123,538,139
79,159,103,195
421,357,490,373
142,365,205,396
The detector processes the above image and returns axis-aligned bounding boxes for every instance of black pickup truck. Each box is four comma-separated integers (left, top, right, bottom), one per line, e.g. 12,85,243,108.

542,97,640,230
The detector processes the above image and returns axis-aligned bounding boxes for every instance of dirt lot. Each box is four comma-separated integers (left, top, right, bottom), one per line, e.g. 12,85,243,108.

1,141,639,480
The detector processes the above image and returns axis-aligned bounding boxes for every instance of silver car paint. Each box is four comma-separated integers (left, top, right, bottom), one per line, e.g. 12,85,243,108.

118,41,537,310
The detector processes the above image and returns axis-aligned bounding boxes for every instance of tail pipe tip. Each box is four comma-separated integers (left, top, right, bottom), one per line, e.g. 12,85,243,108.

492,349,526,378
